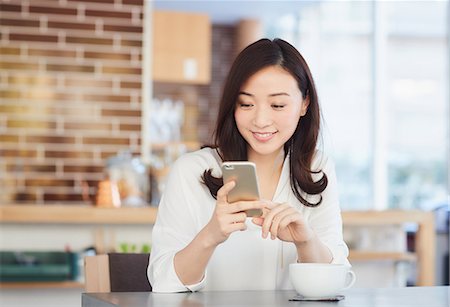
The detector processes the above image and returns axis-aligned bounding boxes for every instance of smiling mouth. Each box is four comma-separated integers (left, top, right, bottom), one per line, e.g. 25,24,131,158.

252,131,277,141
253,132,275,137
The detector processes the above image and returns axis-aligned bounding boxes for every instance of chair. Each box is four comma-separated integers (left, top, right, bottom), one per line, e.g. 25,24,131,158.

84,253,152,292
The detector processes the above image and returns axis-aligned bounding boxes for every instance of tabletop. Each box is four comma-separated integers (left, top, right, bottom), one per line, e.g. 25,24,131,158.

82,286,449,307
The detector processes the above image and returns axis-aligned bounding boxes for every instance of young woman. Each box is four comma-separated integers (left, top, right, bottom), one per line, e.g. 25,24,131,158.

148,38,349,292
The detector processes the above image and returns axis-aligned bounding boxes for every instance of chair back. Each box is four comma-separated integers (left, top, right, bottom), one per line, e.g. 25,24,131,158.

85,253,151,292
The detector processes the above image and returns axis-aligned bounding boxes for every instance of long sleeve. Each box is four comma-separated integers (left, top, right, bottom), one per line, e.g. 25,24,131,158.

147,152,215,292
307,156,350,265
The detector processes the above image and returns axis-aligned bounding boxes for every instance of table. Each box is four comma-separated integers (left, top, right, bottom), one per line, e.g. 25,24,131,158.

82,286,449,307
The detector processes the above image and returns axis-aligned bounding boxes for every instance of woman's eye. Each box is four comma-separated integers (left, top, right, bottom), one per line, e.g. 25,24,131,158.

271,104,286,109
238,103,253,108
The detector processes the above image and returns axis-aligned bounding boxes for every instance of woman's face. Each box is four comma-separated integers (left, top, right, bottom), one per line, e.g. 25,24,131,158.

234,65,309,160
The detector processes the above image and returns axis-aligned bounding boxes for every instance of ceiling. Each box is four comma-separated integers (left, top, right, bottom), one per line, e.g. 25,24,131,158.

152,0,316,25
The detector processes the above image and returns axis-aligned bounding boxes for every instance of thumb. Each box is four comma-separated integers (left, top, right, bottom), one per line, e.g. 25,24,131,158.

252,217,264,226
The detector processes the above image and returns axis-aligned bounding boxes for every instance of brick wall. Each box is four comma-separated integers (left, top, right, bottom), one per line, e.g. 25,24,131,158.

0,0,144,204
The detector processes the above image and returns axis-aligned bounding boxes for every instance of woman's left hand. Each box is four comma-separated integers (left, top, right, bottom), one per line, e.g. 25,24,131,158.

252,202,314,246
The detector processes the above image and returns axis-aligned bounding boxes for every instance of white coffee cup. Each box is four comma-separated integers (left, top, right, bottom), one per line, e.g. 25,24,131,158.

289,263,356,298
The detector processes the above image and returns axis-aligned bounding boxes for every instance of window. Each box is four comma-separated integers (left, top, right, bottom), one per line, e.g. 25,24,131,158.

268,1,449,210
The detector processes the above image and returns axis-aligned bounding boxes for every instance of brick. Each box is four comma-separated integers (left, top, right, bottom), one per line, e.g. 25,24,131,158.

9,33,58,43
101,109,141,117
0,4,22,12
103,24,142,33
64,77,112,88
29,6,78,16
7,119,57,130
0,134,20,143
45,150,94,159
83,137,130,145
14,192,38,202
0,149,38,158
84,51,131,61
0,47,21,55
119,123,141,131
102,66,141,75
43,192,85,202
6,163,57,173
0,18,40,27
64,122,112,131
7,74,58,86
0,61,40,70
120,81,141,89
66,36,113,46
28,48,77,58
122,0,144,5
47,63,95,73
63,165,103,173
85,9,132,19
25,135,77,144
25,178,75,187
121,39,142,47
48,20,96,31
83,93,131,103
66,0,115,3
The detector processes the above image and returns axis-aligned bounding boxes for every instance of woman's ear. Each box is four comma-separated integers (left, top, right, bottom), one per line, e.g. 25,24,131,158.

301,96,310,116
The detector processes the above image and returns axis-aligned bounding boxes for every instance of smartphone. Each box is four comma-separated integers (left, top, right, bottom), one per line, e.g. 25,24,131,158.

221,161,263,217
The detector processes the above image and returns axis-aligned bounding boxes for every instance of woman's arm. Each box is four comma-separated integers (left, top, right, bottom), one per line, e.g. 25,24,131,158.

174,181,266,285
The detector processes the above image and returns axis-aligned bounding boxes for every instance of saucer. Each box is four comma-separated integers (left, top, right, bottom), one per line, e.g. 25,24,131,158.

289,294,345,301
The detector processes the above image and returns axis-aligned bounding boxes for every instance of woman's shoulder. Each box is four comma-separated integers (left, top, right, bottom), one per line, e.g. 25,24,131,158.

172,146,221,175
311,150,335,174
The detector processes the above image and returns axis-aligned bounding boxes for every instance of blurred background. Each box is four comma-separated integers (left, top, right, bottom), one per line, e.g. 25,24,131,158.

0,0,449,306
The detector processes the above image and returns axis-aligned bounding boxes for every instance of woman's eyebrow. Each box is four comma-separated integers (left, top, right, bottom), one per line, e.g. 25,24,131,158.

238,91,253,97
269,92,290,97
238,91,290,97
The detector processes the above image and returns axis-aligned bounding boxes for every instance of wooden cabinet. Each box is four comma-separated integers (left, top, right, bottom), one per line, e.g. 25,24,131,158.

152,10,211,84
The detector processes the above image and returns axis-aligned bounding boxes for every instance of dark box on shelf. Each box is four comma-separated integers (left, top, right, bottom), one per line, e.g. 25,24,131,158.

0,251,78,282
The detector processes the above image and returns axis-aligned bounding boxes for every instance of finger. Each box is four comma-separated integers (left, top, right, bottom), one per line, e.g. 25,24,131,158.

216,181,236,203
278,211,302,229
252,217,264,226
227,200,265,214
270,207,297,240
261,203,290,238
228,222,247,233
230,211,248,224
260,200,278,211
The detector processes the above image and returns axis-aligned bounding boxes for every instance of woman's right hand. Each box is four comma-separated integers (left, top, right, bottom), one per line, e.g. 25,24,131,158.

202,181,264,247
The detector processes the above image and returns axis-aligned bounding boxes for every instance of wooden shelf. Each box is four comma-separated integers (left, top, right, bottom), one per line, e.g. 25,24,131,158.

349,250,416,262
341,210,432,225
0,281,84,289
0,205,158,224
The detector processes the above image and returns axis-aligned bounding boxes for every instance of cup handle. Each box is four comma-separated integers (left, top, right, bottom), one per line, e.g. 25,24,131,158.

342,270,356,290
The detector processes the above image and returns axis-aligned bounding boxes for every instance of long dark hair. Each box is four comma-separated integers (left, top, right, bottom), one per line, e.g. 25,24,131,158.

202,38,327,207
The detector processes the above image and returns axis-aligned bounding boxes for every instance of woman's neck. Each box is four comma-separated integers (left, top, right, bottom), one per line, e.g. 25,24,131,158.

248,149,285,200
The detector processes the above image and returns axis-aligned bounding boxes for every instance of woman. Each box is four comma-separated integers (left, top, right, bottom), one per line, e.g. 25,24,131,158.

148,38,349,292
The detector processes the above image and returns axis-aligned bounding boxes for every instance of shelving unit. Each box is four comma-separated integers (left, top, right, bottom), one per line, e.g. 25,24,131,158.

0,204,157,290
0,206,435,287
342,210,435,286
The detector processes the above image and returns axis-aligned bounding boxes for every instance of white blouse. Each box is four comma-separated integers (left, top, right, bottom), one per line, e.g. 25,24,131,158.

148,147,349,292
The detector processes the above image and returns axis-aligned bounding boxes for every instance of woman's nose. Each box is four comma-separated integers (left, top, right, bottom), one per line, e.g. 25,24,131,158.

252,107,272,128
